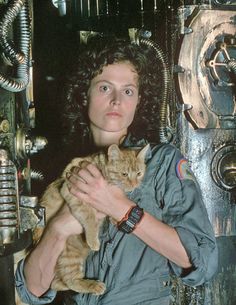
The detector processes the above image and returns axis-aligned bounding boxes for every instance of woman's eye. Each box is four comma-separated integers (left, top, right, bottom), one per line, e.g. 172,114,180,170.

99,85,110,92
124,88,133,96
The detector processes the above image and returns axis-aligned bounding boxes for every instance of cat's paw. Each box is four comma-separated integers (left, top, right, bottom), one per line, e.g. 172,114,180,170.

69,279,106,295
90,281,106,295
90,244,100,251
87,240,100,251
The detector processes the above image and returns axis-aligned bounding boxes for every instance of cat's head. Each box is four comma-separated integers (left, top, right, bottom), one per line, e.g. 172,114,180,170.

106,144,150,192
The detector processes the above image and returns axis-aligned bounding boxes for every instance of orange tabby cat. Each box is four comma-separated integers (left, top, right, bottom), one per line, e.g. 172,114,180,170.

35,143,149,295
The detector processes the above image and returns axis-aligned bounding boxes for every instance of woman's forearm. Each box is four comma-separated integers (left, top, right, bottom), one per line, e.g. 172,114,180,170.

133,211,191,268
24,226,66,297
112,199,191,269
23,204,83,297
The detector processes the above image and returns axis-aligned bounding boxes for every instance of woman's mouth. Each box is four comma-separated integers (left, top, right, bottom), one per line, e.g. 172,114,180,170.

106,112,122,117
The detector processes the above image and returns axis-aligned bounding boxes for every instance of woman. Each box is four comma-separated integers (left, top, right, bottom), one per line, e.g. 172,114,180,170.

15,40,218,305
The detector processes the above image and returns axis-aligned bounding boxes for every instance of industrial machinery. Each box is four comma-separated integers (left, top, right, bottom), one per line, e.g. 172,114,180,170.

0,0,46,304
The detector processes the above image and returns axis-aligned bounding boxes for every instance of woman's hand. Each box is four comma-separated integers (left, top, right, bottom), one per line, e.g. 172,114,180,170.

49,204,84,239
67,164,133,221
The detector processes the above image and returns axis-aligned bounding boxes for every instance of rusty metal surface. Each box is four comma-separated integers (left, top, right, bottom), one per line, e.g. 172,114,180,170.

177,114,236,236
177,7,236,129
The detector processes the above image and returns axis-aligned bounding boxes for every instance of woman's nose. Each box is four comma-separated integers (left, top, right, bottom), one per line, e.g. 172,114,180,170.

110,91,121,106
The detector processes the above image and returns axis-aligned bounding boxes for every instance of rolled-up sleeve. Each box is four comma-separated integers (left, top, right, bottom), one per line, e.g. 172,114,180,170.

15,259,56,305
173,226,218,285
161,148,218,286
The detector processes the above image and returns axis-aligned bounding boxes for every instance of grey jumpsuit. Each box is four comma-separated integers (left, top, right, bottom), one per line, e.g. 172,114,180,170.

15,143,218,305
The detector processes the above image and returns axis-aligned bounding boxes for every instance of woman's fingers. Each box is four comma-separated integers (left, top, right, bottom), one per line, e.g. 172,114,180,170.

68,163,102,185
67,174,90,194
86,163,102,178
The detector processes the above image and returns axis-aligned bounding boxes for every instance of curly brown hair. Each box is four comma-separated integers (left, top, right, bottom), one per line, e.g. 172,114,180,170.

60,39,163,153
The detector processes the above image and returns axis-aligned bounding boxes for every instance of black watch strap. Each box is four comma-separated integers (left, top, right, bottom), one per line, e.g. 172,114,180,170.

117,205,144,234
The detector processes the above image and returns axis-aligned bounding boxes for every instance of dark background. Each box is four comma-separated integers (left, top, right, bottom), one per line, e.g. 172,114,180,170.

31,1,80,194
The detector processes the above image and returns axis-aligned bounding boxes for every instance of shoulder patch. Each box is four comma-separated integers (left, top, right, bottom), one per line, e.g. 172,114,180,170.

176,158,195,181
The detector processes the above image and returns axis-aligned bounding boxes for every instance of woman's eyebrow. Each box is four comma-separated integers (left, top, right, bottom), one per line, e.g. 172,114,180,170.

94,80,112,85
123,83,138,88
94,80,138,88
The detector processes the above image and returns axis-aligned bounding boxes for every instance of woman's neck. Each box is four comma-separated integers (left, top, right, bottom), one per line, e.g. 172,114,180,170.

91,129,127,148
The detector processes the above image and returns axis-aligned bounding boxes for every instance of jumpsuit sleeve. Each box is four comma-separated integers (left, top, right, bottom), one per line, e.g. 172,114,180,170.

15,259,56,305
161,147,218,287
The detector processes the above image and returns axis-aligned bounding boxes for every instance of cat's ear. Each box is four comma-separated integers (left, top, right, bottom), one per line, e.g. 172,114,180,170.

107,144,121,161
137,144,150,161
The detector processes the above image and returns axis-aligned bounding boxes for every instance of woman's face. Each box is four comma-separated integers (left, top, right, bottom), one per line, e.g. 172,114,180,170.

87,62,140,137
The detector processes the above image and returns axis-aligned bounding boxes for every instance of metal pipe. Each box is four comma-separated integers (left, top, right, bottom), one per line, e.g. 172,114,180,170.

0,0,26,64
139,37,171,143
0,0,30,92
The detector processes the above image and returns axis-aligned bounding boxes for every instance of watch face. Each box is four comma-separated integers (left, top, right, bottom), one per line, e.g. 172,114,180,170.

117,206,144,234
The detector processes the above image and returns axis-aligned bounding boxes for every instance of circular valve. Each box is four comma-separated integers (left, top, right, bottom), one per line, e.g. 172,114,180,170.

211,144,236,191
205,39,236,87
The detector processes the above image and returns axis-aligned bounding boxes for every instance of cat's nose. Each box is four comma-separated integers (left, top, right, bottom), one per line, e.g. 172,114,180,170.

131,180,138,188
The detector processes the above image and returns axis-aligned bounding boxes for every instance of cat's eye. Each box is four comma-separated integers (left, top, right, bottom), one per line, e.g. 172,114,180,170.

122,172,128,177
137,172,142,176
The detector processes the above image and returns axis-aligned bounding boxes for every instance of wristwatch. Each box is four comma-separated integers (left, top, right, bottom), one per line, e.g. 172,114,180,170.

117,205,144,234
